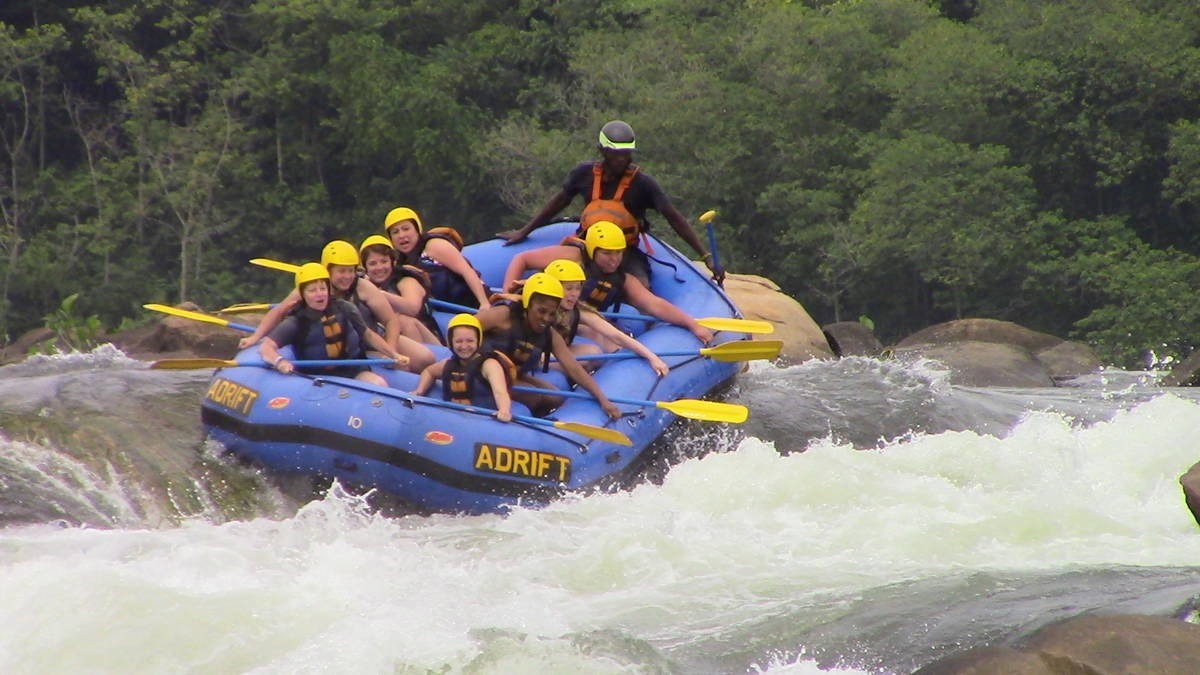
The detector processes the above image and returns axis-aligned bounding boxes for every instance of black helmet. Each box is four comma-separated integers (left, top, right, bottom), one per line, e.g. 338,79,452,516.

598,120,636,151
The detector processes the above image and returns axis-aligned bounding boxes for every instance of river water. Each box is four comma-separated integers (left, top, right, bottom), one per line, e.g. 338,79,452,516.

2,345,1200,673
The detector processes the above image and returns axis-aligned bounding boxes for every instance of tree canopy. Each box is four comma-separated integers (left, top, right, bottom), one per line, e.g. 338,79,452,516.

2,0,1199,367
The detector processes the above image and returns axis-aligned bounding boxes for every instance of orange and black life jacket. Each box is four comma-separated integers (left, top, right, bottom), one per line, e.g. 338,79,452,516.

289,300,365,368
578,163,641,248
441,351,514,408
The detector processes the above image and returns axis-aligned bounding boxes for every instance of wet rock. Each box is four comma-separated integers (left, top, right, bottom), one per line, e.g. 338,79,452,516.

1021,614,1200,673
1161,350,1200,387
822,321,884,358
896,319,1063,353
1034,341,1104,382
895,340,1055,387
894,319,1101,386
109,303,260,361
913,645,1054,674
0,327,57,364
721,272,834,363
917,614,1200,674
1180,462,1200,529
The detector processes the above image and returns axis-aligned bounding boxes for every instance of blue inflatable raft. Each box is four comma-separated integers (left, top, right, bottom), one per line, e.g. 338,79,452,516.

200,222,749,514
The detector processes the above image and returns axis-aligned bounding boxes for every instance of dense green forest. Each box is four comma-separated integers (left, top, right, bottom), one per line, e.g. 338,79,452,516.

2,0,1199,367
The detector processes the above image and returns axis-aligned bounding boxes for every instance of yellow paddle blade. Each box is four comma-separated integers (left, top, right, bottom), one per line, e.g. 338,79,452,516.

217,303,271,313
553,421,632,446
698,209,718,224
249,257,301,273
699,339,783,362
654,399,748,423
696,317,774,335
143,303,232,328
150,358,239,370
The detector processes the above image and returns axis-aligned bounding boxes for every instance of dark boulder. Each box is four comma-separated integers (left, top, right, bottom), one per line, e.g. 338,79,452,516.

894,319,1101,386
894,341,1056,387
822,321,884,358
917,614,1200,674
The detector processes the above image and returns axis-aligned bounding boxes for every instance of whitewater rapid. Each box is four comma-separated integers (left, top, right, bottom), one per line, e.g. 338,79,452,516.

2,350,1200,672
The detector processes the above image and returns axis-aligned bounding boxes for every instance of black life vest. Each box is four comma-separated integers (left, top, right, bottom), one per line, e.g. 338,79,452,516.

484,302,553,375
581,258,626,312
289,299,365,367
441,351,513,409
342,277,379,335
553,304,581,344
397,227,483,309
559,235,627,312
387,264,445,344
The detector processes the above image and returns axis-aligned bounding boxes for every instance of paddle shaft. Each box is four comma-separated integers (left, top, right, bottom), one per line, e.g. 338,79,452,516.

290,375,628,444
427,297,745,329
143,304,256,333
248,258,768,333
513,385,675,409
418,397,620,442
572,349,707,362
705,219,723,289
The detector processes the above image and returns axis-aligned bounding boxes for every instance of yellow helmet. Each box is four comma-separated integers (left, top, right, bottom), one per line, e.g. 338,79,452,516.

294,262,330,291
358,234,395,264
446,313,483,342
384,206,423,234
521,272,564,308
321,240,359,268
359,234,394,255
543,258,586,282
584,221,627,258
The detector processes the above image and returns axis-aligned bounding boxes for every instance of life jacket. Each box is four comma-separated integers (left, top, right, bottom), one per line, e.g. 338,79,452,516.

341,277,380,335
289,299,364,367
578,162,642,248
579,255,626,312
388,264,445,344
560,235,628,313
441,351,515,409
484,302,553,375
553,304,581,344
398,226,483,308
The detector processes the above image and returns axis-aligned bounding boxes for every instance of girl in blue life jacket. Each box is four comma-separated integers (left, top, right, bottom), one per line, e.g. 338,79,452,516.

239,240,436,373
358,234,443,345
411,313,514,422
257,262,409,387
384,206,491,310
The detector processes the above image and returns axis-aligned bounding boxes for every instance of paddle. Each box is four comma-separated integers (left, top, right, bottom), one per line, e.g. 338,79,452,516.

249,257,301,273
700,209,724,288
510,385,748,423
217,302,272,313
248,256,774,335
150,357,399,370
571,339,782,363
415,397,632,446
424,297,773,335
143,303,256,333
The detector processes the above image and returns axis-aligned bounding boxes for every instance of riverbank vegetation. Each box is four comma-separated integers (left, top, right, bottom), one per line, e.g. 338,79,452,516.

2,0,1198,366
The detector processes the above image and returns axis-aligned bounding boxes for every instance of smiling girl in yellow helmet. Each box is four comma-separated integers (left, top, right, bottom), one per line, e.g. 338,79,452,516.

473,272,621,419
238,239,436,374
410,313,514,422
256,262,408,387
358,234,443,345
